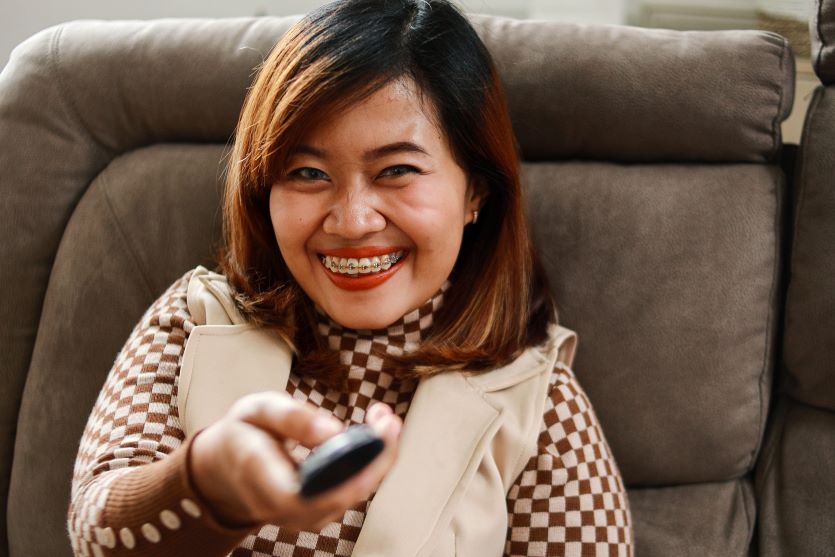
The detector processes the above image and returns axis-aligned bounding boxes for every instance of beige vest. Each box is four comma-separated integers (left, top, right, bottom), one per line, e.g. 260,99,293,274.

178,265,577,557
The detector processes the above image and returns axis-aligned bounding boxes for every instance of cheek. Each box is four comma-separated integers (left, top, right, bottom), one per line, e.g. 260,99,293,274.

269,189,319,256
399,184,468,240
395,192,466,265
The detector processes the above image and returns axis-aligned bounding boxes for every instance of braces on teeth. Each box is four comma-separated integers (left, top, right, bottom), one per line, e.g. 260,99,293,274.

320,251,404,275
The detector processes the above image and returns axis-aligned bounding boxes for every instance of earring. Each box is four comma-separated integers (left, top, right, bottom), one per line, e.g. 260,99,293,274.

472,210,479,224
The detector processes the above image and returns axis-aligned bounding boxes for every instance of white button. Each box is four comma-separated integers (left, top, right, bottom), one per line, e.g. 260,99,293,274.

100,527,116,549
91,543,104,557
180,498,202,518
160,509,182,530
141,522,162,543
119,527,136,549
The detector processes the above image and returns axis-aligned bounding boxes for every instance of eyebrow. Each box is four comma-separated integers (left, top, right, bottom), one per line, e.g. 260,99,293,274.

289,141,431,161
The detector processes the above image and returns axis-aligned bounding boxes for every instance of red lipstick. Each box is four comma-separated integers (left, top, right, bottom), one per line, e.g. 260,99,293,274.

318,248,409,291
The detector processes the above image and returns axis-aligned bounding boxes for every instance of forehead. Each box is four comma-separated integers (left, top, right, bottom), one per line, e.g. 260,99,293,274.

297,77,446,153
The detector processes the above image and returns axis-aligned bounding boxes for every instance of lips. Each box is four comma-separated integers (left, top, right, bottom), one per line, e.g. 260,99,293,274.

317,247,409,291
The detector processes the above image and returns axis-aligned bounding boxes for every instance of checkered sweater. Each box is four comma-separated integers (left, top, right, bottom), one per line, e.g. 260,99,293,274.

68,269,633,556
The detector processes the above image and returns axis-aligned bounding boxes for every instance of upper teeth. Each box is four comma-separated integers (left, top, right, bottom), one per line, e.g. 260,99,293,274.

320,251,404,276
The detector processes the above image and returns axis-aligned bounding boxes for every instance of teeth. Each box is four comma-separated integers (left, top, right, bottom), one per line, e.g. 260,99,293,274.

321,251,404,276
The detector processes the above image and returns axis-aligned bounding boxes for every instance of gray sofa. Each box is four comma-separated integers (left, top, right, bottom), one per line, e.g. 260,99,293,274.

1,3,833,556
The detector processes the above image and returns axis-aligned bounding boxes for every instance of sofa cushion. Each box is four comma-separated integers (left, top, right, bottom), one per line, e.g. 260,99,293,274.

755,400,835,556
7,145,225,556
783,86,835,411
524,161,784,486
812,0,835,84
629,478,755,557
472,14,794,163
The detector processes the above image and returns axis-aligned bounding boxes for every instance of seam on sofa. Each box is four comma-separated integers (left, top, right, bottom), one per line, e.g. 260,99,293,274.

49,24,112,154
768,34,788,162
748,164,784,473
739,476,755,550
754,397,788,499
98,169,156,301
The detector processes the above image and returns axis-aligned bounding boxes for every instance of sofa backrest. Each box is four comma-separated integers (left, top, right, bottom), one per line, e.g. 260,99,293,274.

0,14,793,557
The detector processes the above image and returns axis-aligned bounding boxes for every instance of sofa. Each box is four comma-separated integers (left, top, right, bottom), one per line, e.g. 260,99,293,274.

1,3,832,556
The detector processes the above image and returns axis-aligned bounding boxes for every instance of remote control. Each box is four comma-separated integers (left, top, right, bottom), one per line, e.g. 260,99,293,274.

298,424,385,497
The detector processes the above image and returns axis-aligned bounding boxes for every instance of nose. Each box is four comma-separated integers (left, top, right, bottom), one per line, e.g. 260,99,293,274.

322,183,386,240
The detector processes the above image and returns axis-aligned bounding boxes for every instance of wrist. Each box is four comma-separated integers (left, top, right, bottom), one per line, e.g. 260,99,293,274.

186,427,261,530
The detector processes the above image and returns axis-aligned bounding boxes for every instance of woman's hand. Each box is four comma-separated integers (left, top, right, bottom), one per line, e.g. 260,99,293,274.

189,391,402,531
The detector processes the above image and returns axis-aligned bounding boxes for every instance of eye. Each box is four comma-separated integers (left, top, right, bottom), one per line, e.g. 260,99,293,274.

379,165,420,179
286,167,329,181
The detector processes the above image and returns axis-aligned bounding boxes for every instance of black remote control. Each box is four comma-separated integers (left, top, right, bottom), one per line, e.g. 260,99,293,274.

298,424,385,497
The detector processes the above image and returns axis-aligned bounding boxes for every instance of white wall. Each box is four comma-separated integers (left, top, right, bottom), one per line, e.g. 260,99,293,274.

0,0,632,72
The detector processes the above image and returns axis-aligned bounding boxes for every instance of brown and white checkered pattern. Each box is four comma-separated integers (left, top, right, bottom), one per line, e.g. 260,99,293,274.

234,285,448,556
68,270,195,555
504,361,633,557
68,271,633,557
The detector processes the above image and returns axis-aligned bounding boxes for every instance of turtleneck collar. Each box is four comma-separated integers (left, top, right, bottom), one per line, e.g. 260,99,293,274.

315,280,451,358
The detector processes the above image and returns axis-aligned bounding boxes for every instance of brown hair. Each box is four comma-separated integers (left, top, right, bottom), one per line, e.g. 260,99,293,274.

216,0,556,387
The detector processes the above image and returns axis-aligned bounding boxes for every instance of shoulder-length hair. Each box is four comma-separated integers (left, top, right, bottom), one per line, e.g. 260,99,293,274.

216,0,556,386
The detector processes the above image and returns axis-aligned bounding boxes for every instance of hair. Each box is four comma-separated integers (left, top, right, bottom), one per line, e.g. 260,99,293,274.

215,0,556,388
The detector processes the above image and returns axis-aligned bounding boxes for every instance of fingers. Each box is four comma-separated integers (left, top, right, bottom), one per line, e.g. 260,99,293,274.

291,403,403,518
225,396,403,530
229,391,344,449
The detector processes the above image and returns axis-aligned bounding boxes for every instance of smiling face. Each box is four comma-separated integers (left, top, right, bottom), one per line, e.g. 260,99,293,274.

268,77,481,330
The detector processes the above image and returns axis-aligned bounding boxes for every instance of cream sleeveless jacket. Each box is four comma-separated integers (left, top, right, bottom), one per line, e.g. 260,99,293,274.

178,266,578,557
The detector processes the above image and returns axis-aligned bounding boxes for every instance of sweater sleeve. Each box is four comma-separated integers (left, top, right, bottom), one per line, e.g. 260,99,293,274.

503,361,634,557
67,270,260,556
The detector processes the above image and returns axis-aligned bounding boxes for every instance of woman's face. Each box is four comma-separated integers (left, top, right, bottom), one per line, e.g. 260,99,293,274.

269,77,481,330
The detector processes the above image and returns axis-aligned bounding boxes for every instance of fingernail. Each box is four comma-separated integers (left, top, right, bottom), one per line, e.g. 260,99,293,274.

377,414,397,436
314,416,341,436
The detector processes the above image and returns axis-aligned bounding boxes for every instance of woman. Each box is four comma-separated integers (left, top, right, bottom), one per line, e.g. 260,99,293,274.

68,0,633,555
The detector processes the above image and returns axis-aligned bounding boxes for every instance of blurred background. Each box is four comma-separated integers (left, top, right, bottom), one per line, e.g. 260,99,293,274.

0,0,814,142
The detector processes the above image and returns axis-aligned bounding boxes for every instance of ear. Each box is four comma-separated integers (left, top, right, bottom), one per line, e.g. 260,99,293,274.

465,176,488,223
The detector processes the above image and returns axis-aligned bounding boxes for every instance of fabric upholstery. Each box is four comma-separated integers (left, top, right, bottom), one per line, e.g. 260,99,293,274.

782,86,835,411
755,399,835,556
811,0,835,83
7,145,225,556
762,10,835,550
473,15,794,163
629,478,755,557
523,161,784,486
0,14,795,557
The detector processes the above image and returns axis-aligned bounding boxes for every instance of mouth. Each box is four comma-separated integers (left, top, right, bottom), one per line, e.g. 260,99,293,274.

317,248,409,291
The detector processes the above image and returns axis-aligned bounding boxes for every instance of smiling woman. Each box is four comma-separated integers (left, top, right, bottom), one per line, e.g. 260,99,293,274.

66,1,633,556
269,77,478,330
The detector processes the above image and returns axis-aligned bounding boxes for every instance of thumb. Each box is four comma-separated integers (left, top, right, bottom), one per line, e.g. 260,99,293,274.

228,391,344,448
